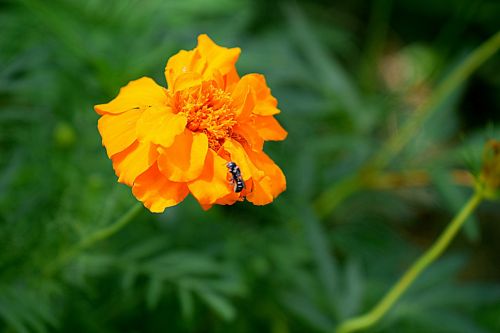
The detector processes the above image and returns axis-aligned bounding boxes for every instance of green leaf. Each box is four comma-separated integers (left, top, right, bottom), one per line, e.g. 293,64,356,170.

178,283,195,322
280,291,335,332
283,3,363,121
195,287,236,321
146,277,163,309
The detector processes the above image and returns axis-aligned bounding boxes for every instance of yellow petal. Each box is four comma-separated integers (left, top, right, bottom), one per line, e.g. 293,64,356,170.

111,141,158,186
136,106,187,147
132,164,189,213
158,131,208,182
94,77,167,115
187,150,233,205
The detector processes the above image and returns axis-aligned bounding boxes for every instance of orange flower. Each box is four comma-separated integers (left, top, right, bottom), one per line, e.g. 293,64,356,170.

94,34,287,213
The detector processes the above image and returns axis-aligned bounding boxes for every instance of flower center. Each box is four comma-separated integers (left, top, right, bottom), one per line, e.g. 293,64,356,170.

174,81,236,151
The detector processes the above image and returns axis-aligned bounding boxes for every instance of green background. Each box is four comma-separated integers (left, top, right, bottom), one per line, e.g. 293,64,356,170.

1,0,500,332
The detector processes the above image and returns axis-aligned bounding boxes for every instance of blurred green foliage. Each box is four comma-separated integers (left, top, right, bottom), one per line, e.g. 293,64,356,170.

1,0,500,332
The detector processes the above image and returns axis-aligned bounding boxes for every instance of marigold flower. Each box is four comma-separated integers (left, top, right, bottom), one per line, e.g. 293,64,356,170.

94,34,287,212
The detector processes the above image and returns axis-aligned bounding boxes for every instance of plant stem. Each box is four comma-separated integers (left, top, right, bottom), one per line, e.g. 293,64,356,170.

370,30,500,171
44,203,143,276
335,191,484,333
315,29,500,218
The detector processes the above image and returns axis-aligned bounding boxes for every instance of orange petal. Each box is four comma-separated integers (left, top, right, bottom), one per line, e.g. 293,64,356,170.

165,49,205,89
187,150,233,205
196,34,241,79
111,141,159,186
94,77,167,115
132,164,189,213
172,72,203,93
200,204,213,211
232,123,264,151
158,131,208,182
97,109,142,157
254,115,288,141
223,139,263,181
214,191,240,206
224,68,240,91
231,84,255,121
231,74,280,116
244,148,286,205
136,106,187,147
247,176,274,205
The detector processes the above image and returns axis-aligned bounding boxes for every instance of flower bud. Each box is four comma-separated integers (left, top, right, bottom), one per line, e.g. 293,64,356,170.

479,139,500,200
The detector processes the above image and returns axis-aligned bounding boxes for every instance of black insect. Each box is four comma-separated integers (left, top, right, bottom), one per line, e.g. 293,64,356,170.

226,161,245,193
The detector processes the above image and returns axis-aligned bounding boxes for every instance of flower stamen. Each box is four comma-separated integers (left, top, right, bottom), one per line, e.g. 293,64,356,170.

175,81,236,150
